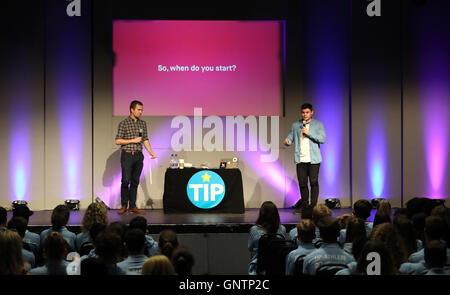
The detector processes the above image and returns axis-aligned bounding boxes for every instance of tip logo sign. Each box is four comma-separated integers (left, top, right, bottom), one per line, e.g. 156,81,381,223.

187,171,225,209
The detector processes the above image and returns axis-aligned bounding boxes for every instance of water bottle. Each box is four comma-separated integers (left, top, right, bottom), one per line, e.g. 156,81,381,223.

170,154,174,169
174,154,179,169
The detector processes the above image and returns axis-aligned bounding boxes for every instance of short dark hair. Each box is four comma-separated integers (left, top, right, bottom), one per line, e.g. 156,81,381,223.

124,229,146,254
51,205,70,231
317,216,340,243
425,240,446,268
301,103,313,111
130,100,143,111
7,217,28,238
95,230,122,263
353,200,372,220
129,216,148,234
425,216,445,241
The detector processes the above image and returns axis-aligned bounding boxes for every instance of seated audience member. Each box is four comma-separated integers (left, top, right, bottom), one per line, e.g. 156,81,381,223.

172,248,195,275
336,235,368,275
40,205,76,251
7,216,35,269
80,257,108,276
285,219,316,275
117,229,148,274
129,216,159,256
310,204,332,245
370,223,407,269
372,212,391,229
424,240,450,275
342,217,367,255
248,201,286,275
289,204,314,244
430,205,450,246
408,216,450,263
30,232,69,275
108,221,128,261
411,212,427,245
95,229,132,275
12,204,40,257
76,202,108,252
354,240,398,275
0,229,28,275
142,255,175,275
159,229,179,260
303,216,355,275
339,200,373,244
393,215,419,258
0,207,7,230
80,223,107,261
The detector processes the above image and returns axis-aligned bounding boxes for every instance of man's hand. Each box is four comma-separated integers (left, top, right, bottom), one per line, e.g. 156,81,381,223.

302,127,309,135
132,137,142,143
283,139,291,146
149,151,157,159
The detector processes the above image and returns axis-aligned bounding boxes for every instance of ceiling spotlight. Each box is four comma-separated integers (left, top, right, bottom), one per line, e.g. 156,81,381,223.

371,198,386,209
65,199,80,211
325,198,341,209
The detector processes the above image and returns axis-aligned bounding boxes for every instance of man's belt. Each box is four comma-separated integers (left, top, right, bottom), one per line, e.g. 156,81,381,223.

122,149,142,155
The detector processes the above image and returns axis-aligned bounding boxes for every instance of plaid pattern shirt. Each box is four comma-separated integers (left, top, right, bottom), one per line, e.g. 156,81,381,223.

115,116,149,152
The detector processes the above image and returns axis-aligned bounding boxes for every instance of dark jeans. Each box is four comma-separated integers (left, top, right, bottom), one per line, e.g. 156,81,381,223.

296,162,320,207
120,151,144,209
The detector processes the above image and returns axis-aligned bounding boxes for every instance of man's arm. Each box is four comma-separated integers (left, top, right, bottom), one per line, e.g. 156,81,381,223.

143,140,156,158
115,137,141,145
284,123,295,146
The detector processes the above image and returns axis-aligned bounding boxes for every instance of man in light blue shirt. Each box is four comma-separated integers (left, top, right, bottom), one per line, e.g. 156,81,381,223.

303,216,354,275
284,103,325,211
12,205,41,256
118,229,148,274
286,219,316,275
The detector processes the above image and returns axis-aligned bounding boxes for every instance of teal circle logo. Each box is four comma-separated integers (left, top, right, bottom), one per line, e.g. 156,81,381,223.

187,170,226,209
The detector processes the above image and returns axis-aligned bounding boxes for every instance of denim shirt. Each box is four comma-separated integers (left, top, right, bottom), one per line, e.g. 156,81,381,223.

30,260,69,275
285,242,316,275
117,254,148,274
285,118,326,164
303,243,355,275
24,230,41,255
40,226,77,251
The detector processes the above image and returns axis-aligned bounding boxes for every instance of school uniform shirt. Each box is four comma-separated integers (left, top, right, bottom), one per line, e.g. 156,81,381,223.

40,226,76,251
117,254,148,274
425,267,450,275
285,242,316,275
335,261,357,275
24,230,41,255
80,249,98,261
399,261,428,275
408,246,450,263
30,260,69,275
146,235,160,256
248,225,287,275
75,231,91,252
22,248,35,269
343,243,352,255
303,243,355,275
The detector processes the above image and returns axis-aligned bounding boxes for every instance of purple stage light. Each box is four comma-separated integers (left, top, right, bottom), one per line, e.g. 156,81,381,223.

368,115,386,198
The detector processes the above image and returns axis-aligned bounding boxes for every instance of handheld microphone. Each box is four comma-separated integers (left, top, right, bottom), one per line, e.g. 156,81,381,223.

139,128,143,137
302,120,306,127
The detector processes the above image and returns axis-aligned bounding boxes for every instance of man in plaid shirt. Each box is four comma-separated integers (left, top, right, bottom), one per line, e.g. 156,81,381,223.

115,100,157,215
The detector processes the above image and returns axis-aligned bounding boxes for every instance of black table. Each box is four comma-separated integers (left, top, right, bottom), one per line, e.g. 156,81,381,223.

163,168,245,214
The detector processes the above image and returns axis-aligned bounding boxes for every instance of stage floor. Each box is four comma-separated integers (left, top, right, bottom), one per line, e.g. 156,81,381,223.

7,208,368,234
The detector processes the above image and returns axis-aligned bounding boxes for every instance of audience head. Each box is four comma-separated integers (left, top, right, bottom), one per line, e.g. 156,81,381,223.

43,232,68,263
337,214,352,230
317,216,340,243
82,202,108,233
355,240,397,275
377,200,391,216
51,204,70,231
129,216,148,234
345,217,367,243
89,223,107,245
393,215,417,257
300,204,314,220
142,255,175,275
424,240,447,269
80,257,108,276
424,215,445,242
124,228,146,255
0,207,7,227
296,219,316,243
370,223,407,268
12,204,33,223
172,248,195,275
353,200,372,220
7,216,28,239
373,212,391,228
411,212,427,242
95,230,122,265
255,201,280,234
312,204,332,226
0,229,26,275
158,229,179,259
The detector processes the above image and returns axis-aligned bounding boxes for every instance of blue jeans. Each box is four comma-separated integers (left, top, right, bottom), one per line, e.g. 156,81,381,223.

120,151,144,209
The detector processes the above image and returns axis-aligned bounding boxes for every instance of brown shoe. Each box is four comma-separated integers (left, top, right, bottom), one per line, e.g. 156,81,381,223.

128,207,145,215
117,207,127,214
